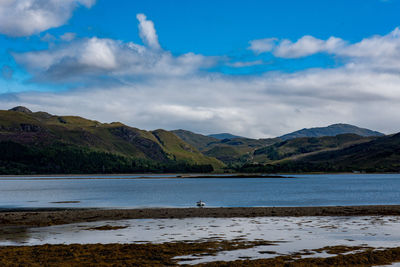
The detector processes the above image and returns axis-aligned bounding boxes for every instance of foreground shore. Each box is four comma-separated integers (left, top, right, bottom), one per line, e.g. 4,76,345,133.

2,206,400,266
2,242,400,266
2,205,400,226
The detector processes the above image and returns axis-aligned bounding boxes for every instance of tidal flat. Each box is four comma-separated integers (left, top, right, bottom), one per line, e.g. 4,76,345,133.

2,213,400,266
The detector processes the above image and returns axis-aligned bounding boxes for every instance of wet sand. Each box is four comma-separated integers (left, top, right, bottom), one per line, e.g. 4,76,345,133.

2,205,400,226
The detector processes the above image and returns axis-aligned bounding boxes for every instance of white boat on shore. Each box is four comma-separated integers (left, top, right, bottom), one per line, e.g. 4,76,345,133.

196,200,205,207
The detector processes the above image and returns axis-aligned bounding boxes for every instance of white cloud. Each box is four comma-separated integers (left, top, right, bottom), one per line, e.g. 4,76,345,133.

249,28,400,68
136,13,161,50
273,36,345,58
248,38,277,54
0,0,95,37
12,14,217,83
6,16,400,137
80,38,117,69
336,27,400,72
13,37,215,83
3,64,400,138
249,35,346,58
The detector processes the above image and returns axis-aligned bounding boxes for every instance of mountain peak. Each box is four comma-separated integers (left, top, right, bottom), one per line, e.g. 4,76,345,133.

279,123,384,140
9,106,32,114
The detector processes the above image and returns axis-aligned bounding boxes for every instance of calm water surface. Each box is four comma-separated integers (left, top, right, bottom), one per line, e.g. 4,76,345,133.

1,174,400,208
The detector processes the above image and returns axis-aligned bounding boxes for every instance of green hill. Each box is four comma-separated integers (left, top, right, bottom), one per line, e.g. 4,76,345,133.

252,134,375,164
172,129,278,164
0,107,223,174
288,133,400,172
279,123,384,140
238,133,400,173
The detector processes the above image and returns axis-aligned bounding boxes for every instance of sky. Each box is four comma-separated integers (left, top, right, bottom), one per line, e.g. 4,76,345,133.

1,0,400,138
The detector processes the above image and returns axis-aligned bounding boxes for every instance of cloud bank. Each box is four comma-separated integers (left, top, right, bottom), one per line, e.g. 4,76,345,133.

3,14,400,137
0,0,95,37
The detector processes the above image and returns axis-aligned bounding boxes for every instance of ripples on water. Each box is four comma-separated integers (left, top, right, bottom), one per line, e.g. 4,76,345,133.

1,174,400,208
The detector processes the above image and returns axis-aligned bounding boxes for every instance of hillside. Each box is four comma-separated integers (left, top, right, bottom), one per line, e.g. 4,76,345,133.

2,106,396,174
172,129,278,164
238,133,400,173
174,124,385,166
279,123,384,140
252,134,375,164
0,107,223,174
171,129,219,151
290,133,400,172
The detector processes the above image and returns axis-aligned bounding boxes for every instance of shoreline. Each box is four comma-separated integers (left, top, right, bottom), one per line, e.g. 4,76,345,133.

0,174,292,180
2,205,400,226
1,172,398,178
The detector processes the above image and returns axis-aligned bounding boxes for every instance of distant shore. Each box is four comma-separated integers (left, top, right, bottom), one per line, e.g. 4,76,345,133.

0,174,292,180
0,172,398,178
2,205,400,226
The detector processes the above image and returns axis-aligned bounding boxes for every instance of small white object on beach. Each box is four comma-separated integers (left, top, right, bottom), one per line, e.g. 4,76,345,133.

196,200,205,207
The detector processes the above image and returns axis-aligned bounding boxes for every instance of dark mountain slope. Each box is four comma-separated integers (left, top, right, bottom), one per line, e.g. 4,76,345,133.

171,129,218,151
208,133,243,140
279,123,384,140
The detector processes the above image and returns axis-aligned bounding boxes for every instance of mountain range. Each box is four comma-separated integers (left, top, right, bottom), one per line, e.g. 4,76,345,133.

0,107,222,174
0,106,397,174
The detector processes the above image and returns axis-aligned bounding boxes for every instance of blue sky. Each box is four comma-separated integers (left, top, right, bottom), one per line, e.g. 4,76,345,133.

44,0,400,53
0,0,400,137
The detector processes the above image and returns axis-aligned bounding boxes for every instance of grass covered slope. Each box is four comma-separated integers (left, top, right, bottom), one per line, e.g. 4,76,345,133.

252,134,375,164
239,133,400,173
0,107,222,174
172,129,278,164
152,129,224,169
292,133,400,172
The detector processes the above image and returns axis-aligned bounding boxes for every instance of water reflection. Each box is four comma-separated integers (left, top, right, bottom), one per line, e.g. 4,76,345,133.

0,226,31,244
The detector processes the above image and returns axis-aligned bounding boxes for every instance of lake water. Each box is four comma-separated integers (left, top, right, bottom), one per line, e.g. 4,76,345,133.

1,174,400,208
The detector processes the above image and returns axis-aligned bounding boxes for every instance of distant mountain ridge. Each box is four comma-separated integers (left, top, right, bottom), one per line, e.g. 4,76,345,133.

208,133,243,140
279,123,384,140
